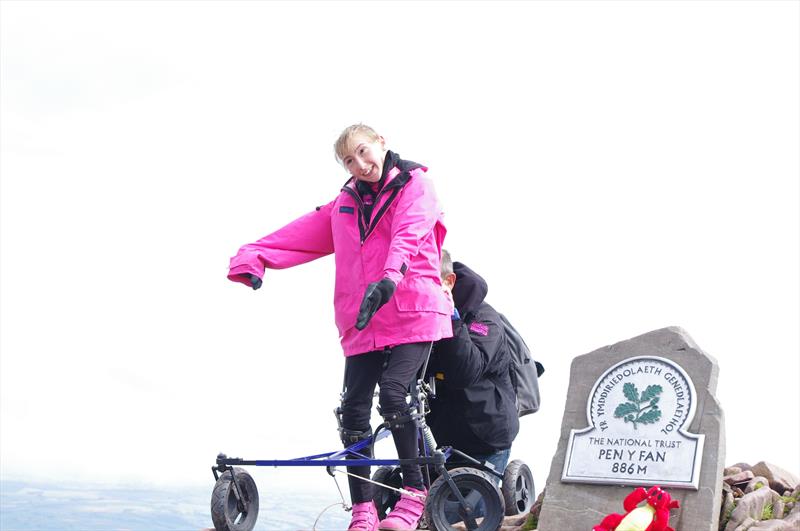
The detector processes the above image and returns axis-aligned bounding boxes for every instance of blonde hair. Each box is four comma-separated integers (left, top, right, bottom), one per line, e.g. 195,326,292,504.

334,123,381,163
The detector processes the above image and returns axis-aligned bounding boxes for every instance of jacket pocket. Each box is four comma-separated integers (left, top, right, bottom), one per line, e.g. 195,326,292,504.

393,276,451,314
334,292,360,333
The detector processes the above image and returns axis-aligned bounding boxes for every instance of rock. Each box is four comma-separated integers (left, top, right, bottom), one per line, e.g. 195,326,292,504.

724,487,783,531
748,518,799,530
733,463,754,473
530,490,545,517
500,513,529,529
726,470,756,486
734,516,759,530
751,462,800,493
720,490,736,528
726,466,744,476
745,476,771,493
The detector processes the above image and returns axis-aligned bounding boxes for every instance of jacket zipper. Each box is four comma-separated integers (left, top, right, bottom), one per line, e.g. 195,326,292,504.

342,174,410,244
365,175,407,237
342,186,368,243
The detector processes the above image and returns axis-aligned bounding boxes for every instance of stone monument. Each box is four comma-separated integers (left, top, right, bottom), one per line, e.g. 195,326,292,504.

537,327,725,531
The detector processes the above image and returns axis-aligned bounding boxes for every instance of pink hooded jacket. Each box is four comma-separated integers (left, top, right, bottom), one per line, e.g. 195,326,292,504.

228,156,453,356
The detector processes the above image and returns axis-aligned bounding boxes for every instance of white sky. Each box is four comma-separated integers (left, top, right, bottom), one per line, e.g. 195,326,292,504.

1,0,798,501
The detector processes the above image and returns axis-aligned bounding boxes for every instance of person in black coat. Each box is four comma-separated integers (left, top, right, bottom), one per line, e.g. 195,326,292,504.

425,250,520,474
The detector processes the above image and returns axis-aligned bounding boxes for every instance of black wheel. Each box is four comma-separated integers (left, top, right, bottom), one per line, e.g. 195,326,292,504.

210,467,259,531
424,467,504,531
372,466,403,520
501,460,534,516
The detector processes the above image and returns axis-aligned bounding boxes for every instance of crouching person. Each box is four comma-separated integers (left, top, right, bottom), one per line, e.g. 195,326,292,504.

426,250,519,474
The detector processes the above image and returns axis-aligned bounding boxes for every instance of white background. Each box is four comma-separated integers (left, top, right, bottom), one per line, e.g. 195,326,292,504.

2,0,798,502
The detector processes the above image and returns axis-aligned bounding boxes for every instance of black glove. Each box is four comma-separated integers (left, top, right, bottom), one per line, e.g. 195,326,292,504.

355,278,396,330
245,273,262,290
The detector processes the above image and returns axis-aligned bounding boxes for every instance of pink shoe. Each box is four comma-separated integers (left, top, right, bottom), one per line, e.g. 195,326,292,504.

378,487,427,530
348,501,379,531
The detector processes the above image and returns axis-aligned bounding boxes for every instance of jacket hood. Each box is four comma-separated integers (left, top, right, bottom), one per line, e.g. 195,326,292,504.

452,261,488,315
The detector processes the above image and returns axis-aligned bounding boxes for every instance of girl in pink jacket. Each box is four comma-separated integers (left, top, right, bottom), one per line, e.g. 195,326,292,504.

228,124,452,531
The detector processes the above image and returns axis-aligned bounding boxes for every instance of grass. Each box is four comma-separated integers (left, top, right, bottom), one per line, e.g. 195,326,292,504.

780,494,798,517
520,512,538,531
720,500,736,529
761,502,774,520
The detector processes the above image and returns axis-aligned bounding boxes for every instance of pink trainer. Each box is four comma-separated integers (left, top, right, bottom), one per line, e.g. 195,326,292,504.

378,487,427,530
348,500,379,531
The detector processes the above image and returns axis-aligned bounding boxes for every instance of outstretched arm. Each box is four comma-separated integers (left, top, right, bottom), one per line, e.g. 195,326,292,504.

228,202,335,286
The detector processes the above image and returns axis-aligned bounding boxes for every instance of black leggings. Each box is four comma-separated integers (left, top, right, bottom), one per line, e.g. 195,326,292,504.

341,342,431,503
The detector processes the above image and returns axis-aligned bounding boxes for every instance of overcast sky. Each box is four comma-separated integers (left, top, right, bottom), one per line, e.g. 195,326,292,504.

1,0,797,503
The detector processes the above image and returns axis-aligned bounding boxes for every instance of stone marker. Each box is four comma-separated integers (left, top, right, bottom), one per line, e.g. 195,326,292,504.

562,355,704,489
537,327,725,531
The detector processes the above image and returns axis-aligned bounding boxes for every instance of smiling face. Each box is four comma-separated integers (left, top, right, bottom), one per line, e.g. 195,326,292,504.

340,133,387,183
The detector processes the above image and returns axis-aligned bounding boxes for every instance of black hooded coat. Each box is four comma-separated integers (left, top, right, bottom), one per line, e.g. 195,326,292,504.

425,262,520,455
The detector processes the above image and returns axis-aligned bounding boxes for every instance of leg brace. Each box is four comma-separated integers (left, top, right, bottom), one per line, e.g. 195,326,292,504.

339,426,373,446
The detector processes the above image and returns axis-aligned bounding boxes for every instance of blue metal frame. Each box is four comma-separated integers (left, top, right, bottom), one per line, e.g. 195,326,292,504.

214,429,454,471
211,434,485,531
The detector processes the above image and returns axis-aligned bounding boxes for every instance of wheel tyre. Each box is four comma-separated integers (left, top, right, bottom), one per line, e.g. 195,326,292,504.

371,466,403,520
501,460,534,516
424,467,505,531
210,467,259,531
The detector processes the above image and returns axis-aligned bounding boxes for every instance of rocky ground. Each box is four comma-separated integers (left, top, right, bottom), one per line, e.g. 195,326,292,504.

718,461,800,531
503,461,800,531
